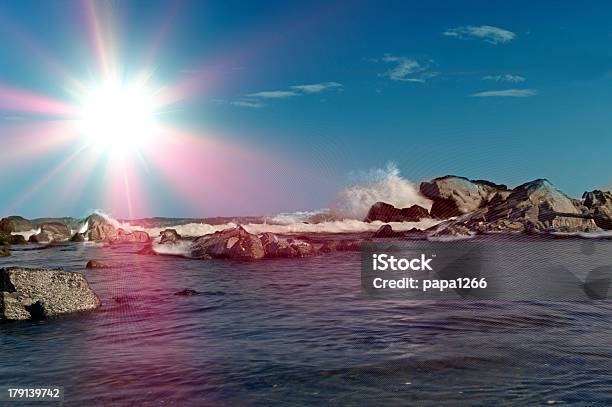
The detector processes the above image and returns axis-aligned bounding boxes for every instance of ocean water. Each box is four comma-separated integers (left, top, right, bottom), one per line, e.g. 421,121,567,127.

0,238,611,406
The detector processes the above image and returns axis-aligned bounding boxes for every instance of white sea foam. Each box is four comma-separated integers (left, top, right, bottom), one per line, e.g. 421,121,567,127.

11,229,39,240
551,231,612,239
329,162,432,220
152,240,194,256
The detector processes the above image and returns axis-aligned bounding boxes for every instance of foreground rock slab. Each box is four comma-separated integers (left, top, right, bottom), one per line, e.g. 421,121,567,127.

0,267,100,321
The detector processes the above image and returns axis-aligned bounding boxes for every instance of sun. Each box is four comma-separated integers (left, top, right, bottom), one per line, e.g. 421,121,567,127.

78,80,160,156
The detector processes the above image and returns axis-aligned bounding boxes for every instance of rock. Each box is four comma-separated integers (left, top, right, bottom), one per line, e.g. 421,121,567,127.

190,226,265,260
160,229,181,244
582,190,612,230
365,202,429,222
0,267,100,321
114,229,150,243
85,260,110,269
71,233,85,242
174,289,200,296
0,216,32,233
420,176,509,219
85,214,118,242
260,232,316,258
319,239,362,253
372,224,405,238
0,233,27,245
29,222,71,243
0,246,10,257
431,179,600,236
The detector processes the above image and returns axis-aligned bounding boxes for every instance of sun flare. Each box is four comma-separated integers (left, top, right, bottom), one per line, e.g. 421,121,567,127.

78,80,159,155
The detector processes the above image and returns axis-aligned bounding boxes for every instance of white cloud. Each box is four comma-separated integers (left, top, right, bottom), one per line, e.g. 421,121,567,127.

290,82,343,93
231,99,265,108
379,54,437,82
471,88,538,97
247,90,299,99
483,74,526,83
444,25,516,44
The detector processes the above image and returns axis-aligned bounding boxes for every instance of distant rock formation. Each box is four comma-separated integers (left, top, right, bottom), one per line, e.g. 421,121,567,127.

420,176,509,219
0,216,32,233
372,224,405,238
365,202,429,222
0,267,100,321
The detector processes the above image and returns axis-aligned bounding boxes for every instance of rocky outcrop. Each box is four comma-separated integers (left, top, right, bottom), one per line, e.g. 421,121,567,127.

0,267,100,321
582,190,612,230
318,239,362,253
372,224,405,238
82,214,150,243
365,202,429,222
115,229,150,243
420,176,509,219
160,229,181,244
0,233,27,245
0,216,32,233
431,179,600,236
0,246,10,257
190,226,265,260
29,222,71,243
259,232,315,258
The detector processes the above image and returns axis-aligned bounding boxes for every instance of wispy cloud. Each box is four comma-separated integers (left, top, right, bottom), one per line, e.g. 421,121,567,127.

230,99,265,108
247,90,299,99
378,54,437,82
471,89,538,97
483,74,526,83
444,25,516,44
233,81,342,107
290,82,343,93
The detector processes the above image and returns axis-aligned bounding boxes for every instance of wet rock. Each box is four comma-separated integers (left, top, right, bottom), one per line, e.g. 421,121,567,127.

319,239,362,253
582,190,612,230
0,233,27,245
71,233,85,242
420,176,509,219
85,260,110,269
29,222,71,243
260,232,315,258
0,267,100,321
0,216,32,233
114,229,150,243
160,229,181,244
365,202,429,223
190,226,265,260
372,224,405,238
85,214,118,242
174,289,200,296
0,246,10,257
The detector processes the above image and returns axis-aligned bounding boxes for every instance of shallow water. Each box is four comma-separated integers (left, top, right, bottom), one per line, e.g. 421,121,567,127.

0,238,611,406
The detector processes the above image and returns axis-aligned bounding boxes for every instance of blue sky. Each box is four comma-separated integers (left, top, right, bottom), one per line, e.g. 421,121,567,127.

0,0,611,218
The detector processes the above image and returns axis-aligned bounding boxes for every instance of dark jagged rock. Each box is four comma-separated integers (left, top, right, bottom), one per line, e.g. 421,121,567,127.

372,224,405,238
420,175,509,219
86,260,110,269
160,229,181,244
190,226,265,260
0,233,27,245
174,289,200,296
0,246,10,257
582,190,612,230
0,267,100,321
260,232,315,258
71,233,85,242
29,222,71,243
0,216,32,233
365,202,429,222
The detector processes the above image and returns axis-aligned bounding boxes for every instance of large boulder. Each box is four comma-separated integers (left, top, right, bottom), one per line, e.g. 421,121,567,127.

0,267,100,321
0,233,27,245
114,229,150,243
420,176,509,219
159,229,181,244
583,190,612,230
259,232,315,258
190,226,265,260
365,202,429,222
0,216,32,233
29,222,71,243
85,214,118,242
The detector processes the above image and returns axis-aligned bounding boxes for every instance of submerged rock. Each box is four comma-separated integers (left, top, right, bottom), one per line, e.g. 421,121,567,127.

190,226,265,260
420,176,509,219
0,216,32,233
86,260,110,269
29,222,71,243
174,289,200,296
0,246,10,257
0,267,100,321
365,202,429,223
